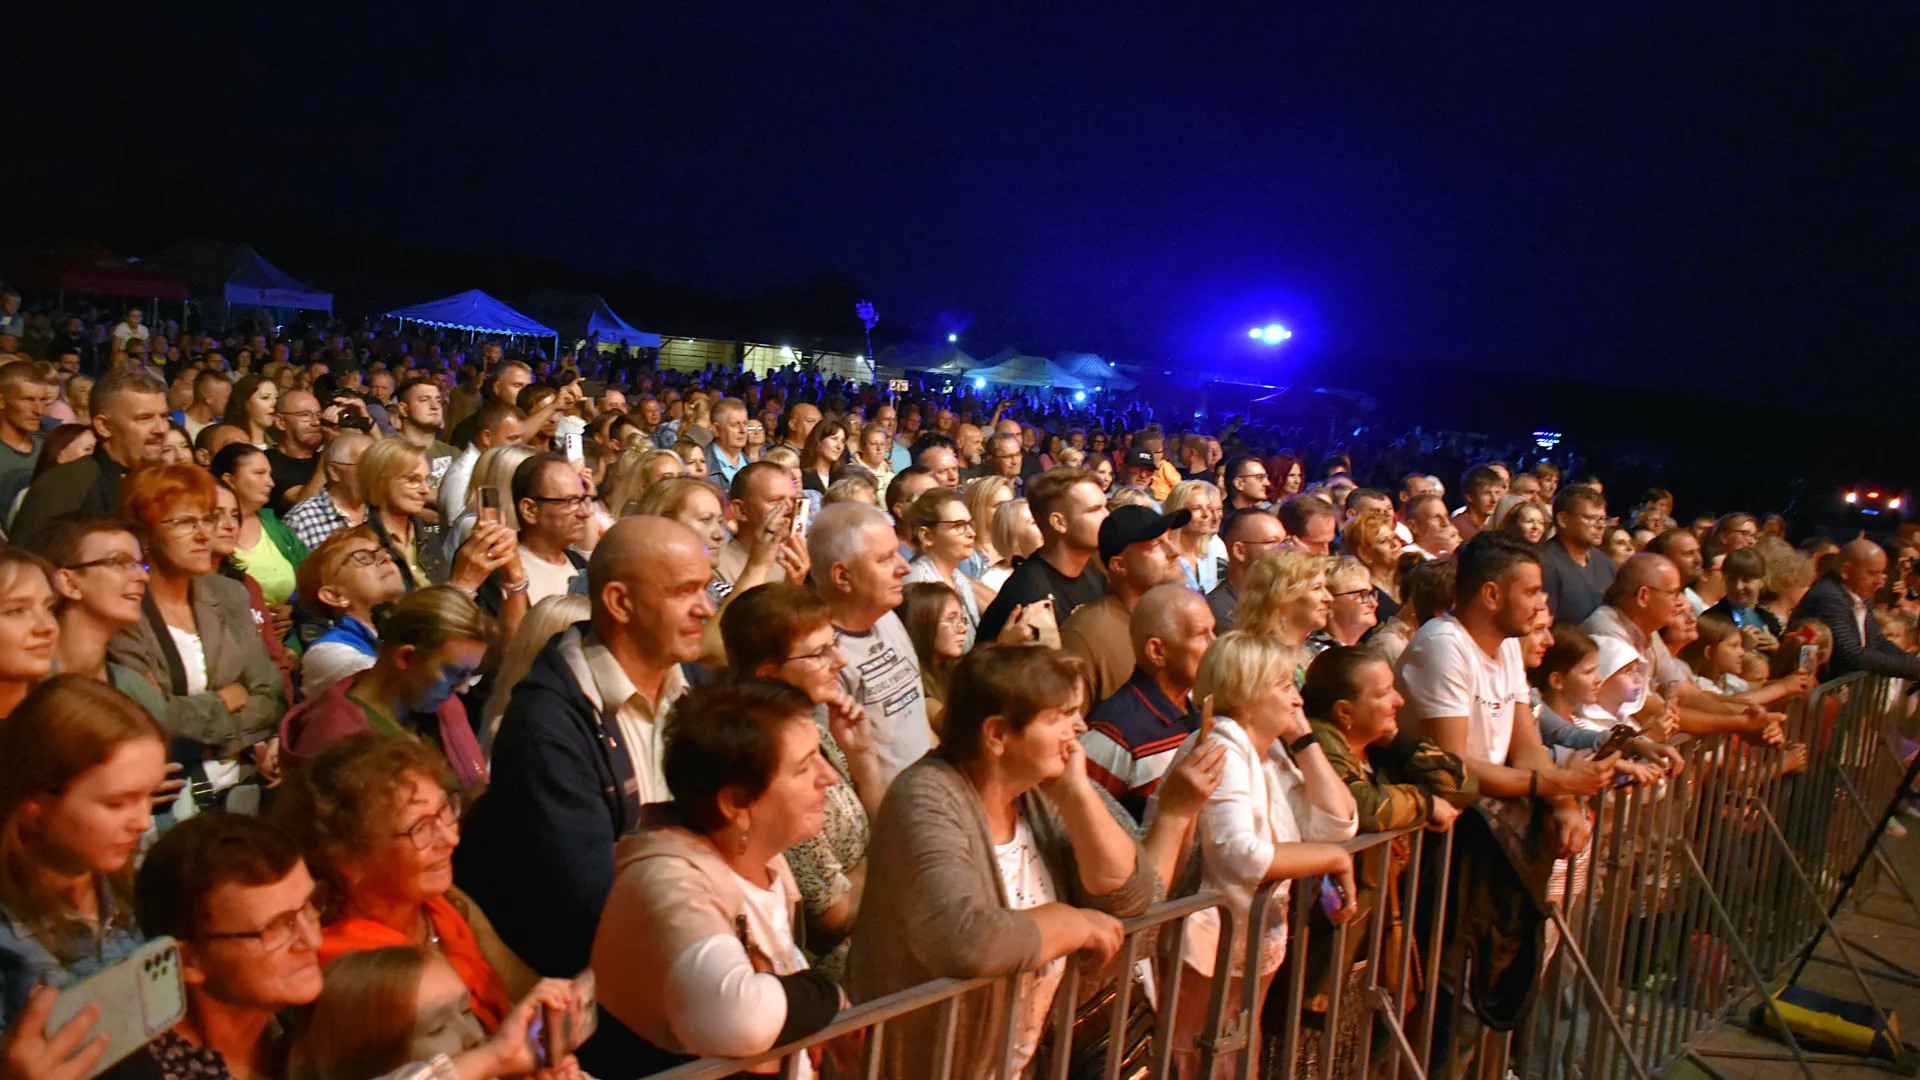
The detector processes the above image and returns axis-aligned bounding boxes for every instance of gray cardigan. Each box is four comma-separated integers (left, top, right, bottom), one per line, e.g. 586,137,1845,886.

848,754,1156,1080
108,574,285,754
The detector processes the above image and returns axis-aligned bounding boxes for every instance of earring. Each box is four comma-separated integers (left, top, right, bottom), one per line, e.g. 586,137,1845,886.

737,822,750,855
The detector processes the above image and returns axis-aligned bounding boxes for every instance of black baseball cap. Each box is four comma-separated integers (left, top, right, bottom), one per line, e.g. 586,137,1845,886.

1099,505,1192,564
1123,449,1156,471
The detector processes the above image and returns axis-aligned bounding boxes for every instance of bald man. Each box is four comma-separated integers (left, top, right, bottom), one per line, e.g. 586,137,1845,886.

456,516,717,976
1081,584,1217,819
1792,539,1920,680
282,431,373,550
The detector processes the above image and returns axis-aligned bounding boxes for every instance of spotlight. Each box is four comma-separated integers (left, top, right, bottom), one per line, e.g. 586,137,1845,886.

1892,497,1905,511
1253,324,1293,345
947,333,958,343
973,378,986,390
1845,491,1858,504
1247,328,1263,339
1073,390,1085,402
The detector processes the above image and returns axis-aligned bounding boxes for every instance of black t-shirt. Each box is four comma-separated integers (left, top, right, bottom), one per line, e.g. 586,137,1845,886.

266,447,320,513
976,551,1110,644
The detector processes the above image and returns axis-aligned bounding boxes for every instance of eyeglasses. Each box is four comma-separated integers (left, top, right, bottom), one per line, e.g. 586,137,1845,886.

157,514,221,537
66,556,148,573
342,547,394,567
933,518,975,531
1330,587,1378,604
1570,513,1609,526
394,792,463,850
939,612,969,630
199,899,321,952
782,644,842,667
397,474,431,490
529,494,592,511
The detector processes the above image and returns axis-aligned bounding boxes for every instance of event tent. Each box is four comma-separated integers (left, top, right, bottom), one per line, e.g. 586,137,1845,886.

0,244,187,300
1054,351,1137,392
141,240,333,319
385,290,557,338
968,349,1085,390
885,343,981,375
515,290,661,349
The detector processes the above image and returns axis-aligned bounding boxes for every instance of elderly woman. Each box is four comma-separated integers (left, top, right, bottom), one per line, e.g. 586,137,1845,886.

212,442,309,608
296,527,409,696
1342,507,1405,620
958,475,1015,581
587,679,842,1077
276,733,515,1033
852,423,896,494
1318,555,1380,650
1164,479,1226,594
111,465,286,805
0,677,168,1024
1234,547,1333,679
903,489,990,649
720,584,887,985
1152,632,1358,1078
281,586,499,793
850,646,1155,1080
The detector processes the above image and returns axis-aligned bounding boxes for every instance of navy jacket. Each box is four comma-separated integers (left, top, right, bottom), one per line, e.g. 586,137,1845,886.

454,626,710,976
1790,575,1920,681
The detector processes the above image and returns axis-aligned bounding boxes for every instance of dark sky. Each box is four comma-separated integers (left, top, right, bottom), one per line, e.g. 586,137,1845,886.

15,6,1917,395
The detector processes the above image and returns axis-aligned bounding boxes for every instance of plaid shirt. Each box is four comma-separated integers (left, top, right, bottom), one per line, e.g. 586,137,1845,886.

284,488,362,550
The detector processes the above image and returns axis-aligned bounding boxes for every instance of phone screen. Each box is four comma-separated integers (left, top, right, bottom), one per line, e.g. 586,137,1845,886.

479,485,504,526
1800,642,1820,677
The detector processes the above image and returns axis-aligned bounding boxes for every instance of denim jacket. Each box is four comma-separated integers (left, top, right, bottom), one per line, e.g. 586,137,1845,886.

0,883,144,1027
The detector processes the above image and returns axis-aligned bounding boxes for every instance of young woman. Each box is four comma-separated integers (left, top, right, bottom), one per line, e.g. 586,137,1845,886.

0,549,58,719
281,587,497,792
957,477,1015,582
853,424,895,494
212,443,308,609
1090,455,1116,494
1500,500,1551,545
587,679,842,1077
980,497,1042,593
899,581,968,738
276,733,514,1032
36,518,168,722
1163,480,1226,594
850,646,1153,1080
1601,526,1637,568
1342,508,1406,620
903,490,989,649
222,374,279,449
1267,454,1305,499
210,479,298,679
1156,632,1357,1077
799,419,847,495
0,677,168,1023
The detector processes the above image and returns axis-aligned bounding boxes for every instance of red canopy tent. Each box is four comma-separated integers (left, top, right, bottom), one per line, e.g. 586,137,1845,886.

0,244,189,300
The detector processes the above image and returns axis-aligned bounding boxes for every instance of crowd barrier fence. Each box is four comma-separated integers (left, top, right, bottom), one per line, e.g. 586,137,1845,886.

637,672,1914,1079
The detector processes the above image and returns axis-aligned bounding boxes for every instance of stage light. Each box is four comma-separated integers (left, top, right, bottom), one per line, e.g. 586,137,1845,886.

1868,491,1881,499
1073,390,1086,402
947,333,958,343
973,378,986,390
1248,328,1263,339
1892,497,1904,511
1845,491,1858,504
1253,323,1292,345
779,345,795,359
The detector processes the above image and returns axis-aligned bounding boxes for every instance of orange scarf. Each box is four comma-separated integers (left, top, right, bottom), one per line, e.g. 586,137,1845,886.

320,893,512,1032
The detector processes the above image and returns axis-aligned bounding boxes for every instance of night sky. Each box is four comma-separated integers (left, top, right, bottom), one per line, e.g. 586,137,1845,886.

15,6,1916,401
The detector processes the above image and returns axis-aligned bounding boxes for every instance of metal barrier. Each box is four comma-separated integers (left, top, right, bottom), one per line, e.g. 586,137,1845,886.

635,673,1914,1079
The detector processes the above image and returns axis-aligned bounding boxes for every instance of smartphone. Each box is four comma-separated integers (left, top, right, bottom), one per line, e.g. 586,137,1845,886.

527,1009,549,1068
479,484,504,526
1318,877,1345,917
579,379,606,399
564,432,585,464
1800,642,1821,678
45,937,187,1080
790,495,812,537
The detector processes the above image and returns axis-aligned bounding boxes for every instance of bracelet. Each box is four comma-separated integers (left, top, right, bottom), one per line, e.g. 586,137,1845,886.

1287,731,1319,757
1529,769,1541,798
502,578,530,597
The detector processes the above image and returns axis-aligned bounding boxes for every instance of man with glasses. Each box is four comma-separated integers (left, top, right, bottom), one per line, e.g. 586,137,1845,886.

283,432,373,551
986,432,1025,495
266,389,327,513
1222,455,1270,512
504,453,592,608
1539,485,1616,623
1209,506,1285,633
31,515,169,722
130,814,325,1080
12,369,172,548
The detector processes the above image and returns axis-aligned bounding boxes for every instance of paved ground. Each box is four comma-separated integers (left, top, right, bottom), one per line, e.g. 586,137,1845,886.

1676,822,1920,1080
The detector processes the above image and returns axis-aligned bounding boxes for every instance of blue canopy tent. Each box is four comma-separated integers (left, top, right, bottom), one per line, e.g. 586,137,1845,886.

514,290,661,351
386,290,558,353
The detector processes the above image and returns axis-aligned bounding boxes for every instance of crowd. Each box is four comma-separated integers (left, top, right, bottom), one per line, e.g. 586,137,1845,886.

0,295,1917,1080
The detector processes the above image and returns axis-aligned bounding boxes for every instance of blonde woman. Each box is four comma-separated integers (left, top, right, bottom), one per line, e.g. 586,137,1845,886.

359,437,436,588
1321,556,1379,648
678,394,713,448
1234,547,1334,680
1153,631,1357,1077
853,423,897,494
600,446,681,519
903,489,991,648
979,497,1042,593
440,444,537,571
1163,480,1226,593
482,593,591,753
959,476,1015,581
763,444,822,516
1342,508,1405,617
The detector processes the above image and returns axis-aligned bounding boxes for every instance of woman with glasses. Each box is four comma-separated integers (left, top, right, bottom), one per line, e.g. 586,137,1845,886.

0,548,57,720
111,465,286,803
361,437,436,589
1317,556,1381,650
1343,507,1407,620
210,442,309,609
0,676,168,1025
902,489,988,649
32,516,168,721
275,732,514,1033
281,586,497,793
719,584,885,984
1164,479,1227,593
221,374,278,449
295,527,410,697
899,582,967,737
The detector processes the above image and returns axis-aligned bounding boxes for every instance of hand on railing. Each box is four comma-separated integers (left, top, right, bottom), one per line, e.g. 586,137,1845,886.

1074,908,1128,965
1425,795,1459,831
1740,704,1787,746
1611,756,1664,786
1628,736,1686,776
1550,751,1620,797
1545,802,1594,858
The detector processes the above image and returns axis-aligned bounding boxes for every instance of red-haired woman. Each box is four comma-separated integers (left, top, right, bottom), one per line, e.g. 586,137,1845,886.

109,465,286,808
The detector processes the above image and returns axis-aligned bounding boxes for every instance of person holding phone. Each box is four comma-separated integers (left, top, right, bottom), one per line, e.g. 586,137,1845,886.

0,677,169,1026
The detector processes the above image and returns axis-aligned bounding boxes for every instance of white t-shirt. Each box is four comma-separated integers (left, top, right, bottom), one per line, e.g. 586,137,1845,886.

1396,615,1529,766
169,627,241,791
661,865,813,1077
834,612,932,784
517,544,580,607
995,818,1063,1077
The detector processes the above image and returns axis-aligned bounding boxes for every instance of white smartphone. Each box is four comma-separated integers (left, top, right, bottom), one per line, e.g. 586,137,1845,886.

564,432,585,464
45,937,187,1080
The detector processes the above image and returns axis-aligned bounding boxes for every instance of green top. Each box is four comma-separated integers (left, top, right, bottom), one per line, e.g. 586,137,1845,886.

1308,717,1479,833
